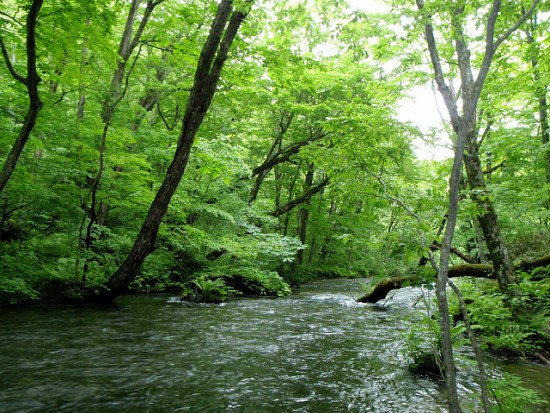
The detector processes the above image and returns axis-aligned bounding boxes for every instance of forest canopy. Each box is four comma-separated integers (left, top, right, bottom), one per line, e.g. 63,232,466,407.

0,0,548,306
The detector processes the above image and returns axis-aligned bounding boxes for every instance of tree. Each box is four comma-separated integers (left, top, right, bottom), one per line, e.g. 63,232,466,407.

83,0,164,260
524,11,550,207
414,0,541,411
0,0,44,194
97,0,252,301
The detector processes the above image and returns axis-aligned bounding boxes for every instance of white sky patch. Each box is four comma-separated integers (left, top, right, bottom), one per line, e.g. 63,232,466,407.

347,0,390,14
398,86,454,161
349,0,454,161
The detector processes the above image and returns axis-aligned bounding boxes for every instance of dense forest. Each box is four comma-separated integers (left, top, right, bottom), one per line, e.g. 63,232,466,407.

1,0,549,411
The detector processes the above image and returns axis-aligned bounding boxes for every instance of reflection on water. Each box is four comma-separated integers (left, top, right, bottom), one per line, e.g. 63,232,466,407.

0,278,548,412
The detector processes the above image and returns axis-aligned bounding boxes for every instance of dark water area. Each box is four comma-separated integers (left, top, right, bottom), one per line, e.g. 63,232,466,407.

1,279,548,412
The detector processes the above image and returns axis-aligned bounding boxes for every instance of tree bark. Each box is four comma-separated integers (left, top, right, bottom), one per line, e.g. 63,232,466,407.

0,0,45,194
271,176,329,218
415,1,539,410
77,20,90,120
297,163,314,264
281,164,300,236
358,255,550,303
517,254,550,273
84,0,162,253
463,127,516,290
96,0,250,301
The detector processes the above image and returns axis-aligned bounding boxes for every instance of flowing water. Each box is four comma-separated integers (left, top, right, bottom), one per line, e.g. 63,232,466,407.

0,278,548,412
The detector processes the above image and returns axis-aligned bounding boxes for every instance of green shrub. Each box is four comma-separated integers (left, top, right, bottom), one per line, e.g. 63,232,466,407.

189,264,291,298
449,278,550,357
489,373,549,413
186,276,236,303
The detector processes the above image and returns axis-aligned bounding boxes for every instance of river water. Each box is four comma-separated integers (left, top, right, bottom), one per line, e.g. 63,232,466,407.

0,278,548,412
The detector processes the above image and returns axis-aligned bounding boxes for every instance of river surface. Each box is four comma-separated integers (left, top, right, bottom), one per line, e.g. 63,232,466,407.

0,278,548,412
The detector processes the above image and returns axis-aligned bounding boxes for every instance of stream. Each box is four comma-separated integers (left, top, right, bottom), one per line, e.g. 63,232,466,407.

1,278,548,412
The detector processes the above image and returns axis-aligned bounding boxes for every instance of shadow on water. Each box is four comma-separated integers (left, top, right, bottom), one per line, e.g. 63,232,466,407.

0,278,548,412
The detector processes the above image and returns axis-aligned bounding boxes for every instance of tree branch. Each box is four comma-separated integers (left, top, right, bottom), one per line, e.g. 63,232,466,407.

271,176,329,217
416,0,461,131
494,0,540,50
252,131,326,176
0,36,27,84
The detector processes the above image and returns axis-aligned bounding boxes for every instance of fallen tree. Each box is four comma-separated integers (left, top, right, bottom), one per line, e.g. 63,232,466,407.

358,257,548,303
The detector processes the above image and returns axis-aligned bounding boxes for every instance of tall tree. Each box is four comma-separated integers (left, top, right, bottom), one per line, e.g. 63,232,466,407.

0,0,44,194
297,162,314,264
524,12,550,206
415,0,540,411
84,0,164,253
96,0,252,301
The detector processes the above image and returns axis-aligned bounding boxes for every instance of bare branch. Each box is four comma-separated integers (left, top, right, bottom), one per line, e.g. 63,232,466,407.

0,11,24,27
0,37,26,84
416,0,461,131
53,90,70,105
271,176,329,217
494,0,540,50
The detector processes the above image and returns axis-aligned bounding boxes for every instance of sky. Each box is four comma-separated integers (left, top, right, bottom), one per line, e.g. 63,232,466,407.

347,0,453,160
399,86,454,161
347,0,388,14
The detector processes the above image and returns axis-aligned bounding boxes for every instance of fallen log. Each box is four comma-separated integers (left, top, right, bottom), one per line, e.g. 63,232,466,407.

357,277,407,303
517,254,550,273
358,258,548,303
447,263,494,278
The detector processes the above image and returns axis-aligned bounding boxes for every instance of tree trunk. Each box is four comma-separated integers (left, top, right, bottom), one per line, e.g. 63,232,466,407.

472,216,487,263
77,22,90,120
84,0,160,254
282,165,300,236
415,1,540,410
463,127,516,290
0,0,45,195
359,255,550,303
97,0,250,301
297,163,314,264
525,16,550,208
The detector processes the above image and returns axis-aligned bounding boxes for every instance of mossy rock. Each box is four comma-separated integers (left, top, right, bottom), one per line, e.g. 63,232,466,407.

408,352,444,380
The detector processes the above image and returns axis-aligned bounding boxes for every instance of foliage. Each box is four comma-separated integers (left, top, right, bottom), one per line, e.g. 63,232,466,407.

197,264,291,297
186,276,235,304
129,248,182,293
401,289,444,379
403,283,549,411
0,2,548,411
488,373,549,413
0,0,547,326
449,278,550,357
179,264,290,304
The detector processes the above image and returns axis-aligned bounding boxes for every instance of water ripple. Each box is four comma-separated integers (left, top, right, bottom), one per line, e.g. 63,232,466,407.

0,280,548,412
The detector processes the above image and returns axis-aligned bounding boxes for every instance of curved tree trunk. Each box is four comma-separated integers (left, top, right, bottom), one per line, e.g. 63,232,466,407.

95,0,251,301
0,0,45,195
